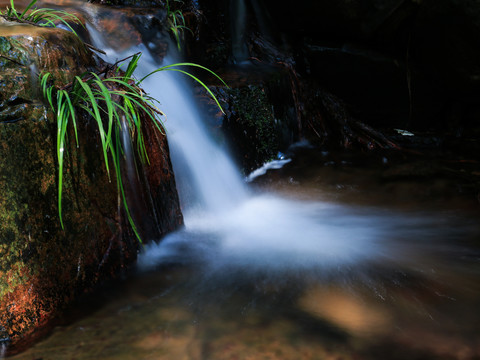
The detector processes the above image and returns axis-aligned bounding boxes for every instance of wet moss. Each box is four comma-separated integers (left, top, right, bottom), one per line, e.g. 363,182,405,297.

220,85,279,173
0,107,124,345
0,24,120,347
0,22,183,350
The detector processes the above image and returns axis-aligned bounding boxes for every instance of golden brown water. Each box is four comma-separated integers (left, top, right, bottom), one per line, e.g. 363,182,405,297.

9,149,480,360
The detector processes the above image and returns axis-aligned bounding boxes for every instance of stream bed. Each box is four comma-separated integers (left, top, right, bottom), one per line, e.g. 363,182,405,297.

10,148,480,360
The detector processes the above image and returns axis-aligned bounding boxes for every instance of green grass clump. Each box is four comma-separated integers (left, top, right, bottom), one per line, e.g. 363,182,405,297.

0,0,83,36
41,53,226,243
166,0,193,51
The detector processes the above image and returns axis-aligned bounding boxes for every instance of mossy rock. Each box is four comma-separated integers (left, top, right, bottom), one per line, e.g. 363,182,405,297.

195,66,299,174
0,21,117,351
0,19,96,124
0,21,182,353
220,85,279,173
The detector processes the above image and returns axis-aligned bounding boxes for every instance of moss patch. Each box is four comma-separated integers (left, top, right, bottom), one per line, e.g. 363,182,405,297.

218,85,279,173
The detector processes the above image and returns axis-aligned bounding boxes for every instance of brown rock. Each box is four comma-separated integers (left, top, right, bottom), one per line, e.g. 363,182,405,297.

0,21,182,354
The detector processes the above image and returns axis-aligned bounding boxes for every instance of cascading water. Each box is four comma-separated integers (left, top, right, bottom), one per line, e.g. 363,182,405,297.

87,22,448,275
138,54,250,215
86,27,394,271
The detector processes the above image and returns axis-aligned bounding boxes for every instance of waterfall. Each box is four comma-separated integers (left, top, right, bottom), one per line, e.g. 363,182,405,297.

87,25,395,273
86,25,249,217
228,0,279,64
137,55,250,216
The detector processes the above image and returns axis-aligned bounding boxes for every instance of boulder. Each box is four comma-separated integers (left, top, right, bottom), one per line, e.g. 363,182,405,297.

0,20,182,353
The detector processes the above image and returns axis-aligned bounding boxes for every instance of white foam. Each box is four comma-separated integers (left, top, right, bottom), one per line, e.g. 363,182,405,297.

245,159,292,182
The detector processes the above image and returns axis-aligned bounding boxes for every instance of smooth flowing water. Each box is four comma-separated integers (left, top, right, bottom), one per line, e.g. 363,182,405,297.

8,2,480,359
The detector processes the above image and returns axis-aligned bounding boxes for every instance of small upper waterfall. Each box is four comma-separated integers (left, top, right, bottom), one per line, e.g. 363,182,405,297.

86,25,249,218
229,0,249,64
137,54,250,215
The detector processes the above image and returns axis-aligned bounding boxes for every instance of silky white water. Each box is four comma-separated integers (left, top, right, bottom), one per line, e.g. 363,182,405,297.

109,48,395,271
88,31,444,275
139,55,250,215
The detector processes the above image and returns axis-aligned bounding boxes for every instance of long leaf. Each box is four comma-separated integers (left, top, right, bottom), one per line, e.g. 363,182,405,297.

124,53,141,79
161,67,225,113
138,62,228,87
56,90,70,228
92,74,116,145
75,76,111,178
19,0,37,19
63,91,78,147
9,0,16,17
112,127,142,243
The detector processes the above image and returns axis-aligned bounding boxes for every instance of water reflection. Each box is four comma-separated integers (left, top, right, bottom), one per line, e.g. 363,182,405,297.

9,148,478,360
132,188,479,359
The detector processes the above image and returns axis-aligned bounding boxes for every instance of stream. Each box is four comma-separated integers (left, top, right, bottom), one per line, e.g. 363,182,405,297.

8,1,480,359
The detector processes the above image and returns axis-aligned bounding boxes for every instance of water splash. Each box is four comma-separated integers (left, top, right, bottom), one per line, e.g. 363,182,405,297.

139,195,396,272
245,158,291,182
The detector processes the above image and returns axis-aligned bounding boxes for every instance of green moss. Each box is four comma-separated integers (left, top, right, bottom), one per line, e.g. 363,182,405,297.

0,25,120,342
0,23,182,345
221,85,279,173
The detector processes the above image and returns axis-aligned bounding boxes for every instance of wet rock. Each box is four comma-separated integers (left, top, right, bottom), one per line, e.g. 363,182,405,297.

87,5,169,60
0,21,182,353
196,65,299,174
0,19,96,123
25,2,170,61
221,85,279,173
140,118,184,236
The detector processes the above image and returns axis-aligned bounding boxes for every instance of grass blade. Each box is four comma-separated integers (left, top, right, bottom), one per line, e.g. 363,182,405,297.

124,53,141,79
75,76,111,178
56,90,69,228
20,0,37,19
